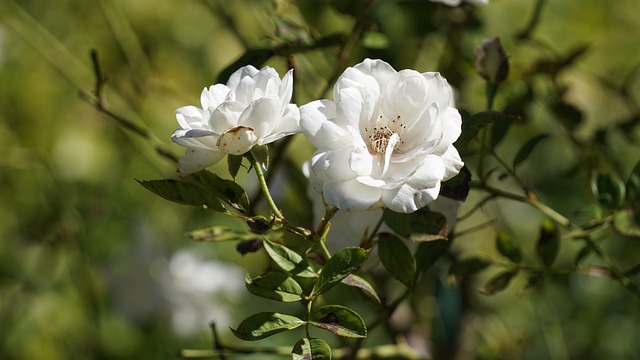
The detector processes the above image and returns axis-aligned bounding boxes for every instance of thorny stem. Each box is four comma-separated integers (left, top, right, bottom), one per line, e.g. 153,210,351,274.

248,153,284,220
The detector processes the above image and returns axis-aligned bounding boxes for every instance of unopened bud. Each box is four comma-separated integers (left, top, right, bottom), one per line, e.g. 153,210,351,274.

475,37,509,83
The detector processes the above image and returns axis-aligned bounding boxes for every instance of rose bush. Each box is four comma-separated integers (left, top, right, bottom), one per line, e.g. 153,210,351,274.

172,65,300,175
300,59,464,213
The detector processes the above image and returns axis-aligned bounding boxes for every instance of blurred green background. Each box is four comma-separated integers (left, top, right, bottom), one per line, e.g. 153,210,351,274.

1,0,640,359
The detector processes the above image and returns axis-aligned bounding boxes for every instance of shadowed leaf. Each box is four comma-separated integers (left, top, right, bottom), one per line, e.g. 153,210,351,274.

188,225,257,242
415,240,450,271
193,170,250,213
537,219,559,267
440,166,472,203
246,272,303,302
496,232,522,263
591,171,626,209
263,239,316,278
513,133,550,169
292,338,331,360
383,208,448,242
137,179,225,212
310,305,366,338
341,274,381,303
378,233,416,288
449,257,490,276
481,270,518,295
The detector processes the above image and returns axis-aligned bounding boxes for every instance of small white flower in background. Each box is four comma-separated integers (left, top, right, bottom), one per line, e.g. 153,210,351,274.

300,59,463,213
430,0,488,6
475,37,509,83
172,65,300,175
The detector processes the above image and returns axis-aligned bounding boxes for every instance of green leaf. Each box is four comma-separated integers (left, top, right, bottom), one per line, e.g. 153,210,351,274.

449,257,490,276
137,179,226,212
591,171,626,209
195,170,251,213
315,247,369,295
456,111,506,147
537,219,560,267
522,273,545,292
383,208,448,242
512,133,550,169
626,158,640,204
378,233,416,288
491,113,513,148
613,209,640,238
415,240,450,272
246,272,304,302
309,305,367,338
361,31,390,49
231,312,304,341
495,232,522,263
574,245,592,266
481,270,518,295
227,154,244,179
341,274,381,304
263,239,316,278
188,225,257,242
250,144,270,171
440,166,471,203
291,338,332,360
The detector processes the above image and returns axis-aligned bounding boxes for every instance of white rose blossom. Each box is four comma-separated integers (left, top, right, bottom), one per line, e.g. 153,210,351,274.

431,0,488,6
172,65,300,175
300,59,464,213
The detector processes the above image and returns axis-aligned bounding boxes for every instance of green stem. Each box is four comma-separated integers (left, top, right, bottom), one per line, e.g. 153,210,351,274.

248,153,284,220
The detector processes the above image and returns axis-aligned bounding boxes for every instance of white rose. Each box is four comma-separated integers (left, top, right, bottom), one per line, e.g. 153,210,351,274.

300,59,463,213
172,66,300,175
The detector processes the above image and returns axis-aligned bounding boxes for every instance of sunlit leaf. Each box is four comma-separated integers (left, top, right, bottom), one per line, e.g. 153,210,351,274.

440,166,471,203
231,312,304,341
362,31,390,49
137,179,226,212
194,170,250,213
245,272,304,302
383,208,448,242
291,338,332,360
263,239,316,278
512,133,550,169
481,270,518,295
415,240,450,272
341,274,381,304
188,225,257,242
449,257,490,276
537,219,559,267
495,232,522,263
309,305,366,338
378,233,416,288
591,171,626,209
315,247,369,295
613,209,640,238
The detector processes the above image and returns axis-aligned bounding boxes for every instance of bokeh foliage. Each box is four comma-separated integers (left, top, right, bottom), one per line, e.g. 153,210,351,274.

2,0,640,359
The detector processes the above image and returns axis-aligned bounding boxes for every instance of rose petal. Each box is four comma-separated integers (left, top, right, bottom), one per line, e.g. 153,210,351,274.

323,178,382,211
177,147,226,176
237,97,281,139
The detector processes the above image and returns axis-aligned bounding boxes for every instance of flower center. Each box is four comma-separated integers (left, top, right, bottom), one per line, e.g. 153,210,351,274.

369,126,395,154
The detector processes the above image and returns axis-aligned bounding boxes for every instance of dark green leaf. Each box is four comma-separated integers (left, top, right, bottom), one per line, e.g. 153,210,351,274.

227,154,244,179
137,179,226,212
415,240,450,271
456,111,506,147
378,233,416,288
449,257,490,276
341,274,381,303
188,225,257,242
495,232,522,263
231,312,304,341
626,158,640,204
291,338,332,360
512,133,550,169
383,208,448,242
574,245,592,266
550,100,583,131
537,219,560,267
217,48,276,83
491,112,513,148
246,272,303,302
263,239,316,278
522,273,545,292
591,171,626,209
195,170,251,213
440,166,471,203
247,216,273,234
481,270,518,295
250,144,270,171
315,247,369,295
309,305,366,338
237,239,264,255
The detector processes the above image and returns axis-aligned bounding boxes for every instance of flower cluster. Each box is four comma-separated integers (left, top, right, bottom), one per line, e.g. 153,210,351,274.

173,59,464,214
